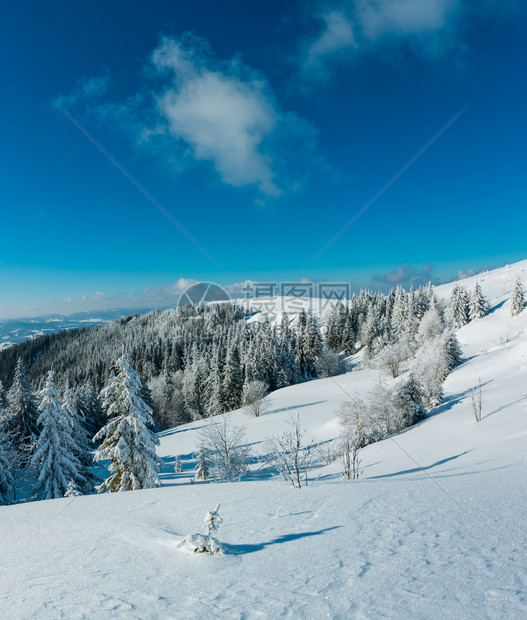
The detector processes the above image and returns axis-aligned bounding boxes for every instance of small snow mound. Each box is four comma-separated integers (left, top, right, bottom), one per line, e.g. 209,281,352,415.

176,534,223,556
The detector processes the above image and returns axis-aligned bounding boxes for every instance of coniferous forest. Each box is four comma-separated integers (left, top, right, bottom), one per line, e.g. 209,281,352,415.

0,282,486,505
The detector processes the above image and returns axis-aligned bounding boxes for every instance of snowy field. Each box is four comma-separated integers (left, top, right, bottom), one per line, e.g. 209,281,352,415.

1,262,527,618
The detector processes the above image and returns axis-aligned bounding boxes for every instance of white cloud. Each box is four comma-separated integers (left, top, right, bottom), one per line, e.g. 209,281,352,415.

54,74,109,109
81,291,106,302
357,0,458,40
152,37,281,196
299,0,518,80
140,278,201,302
304,11,357,77
69,35,323,198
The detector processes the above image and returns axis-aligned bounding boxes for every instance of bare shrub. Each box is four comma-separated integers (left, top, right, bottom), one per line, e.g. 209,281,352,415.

470,378,483,422
316,441,339,465
338,396,366,480
199,417,249,481
265,413,313,488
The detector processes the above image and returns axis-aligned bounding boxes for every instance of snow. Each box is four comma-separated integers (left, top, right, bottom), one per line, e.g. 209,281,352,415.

1,261,527,618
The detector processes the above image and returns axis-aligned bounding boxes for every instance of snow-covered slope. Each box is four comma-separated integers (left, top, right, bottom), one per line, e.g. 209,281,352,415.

1,262,527,618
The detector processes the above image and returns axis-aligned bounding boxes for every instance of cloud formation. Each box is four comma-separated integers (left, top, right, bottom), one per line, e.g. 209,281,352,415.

373,262,439,286
54,74,109,109
300,0,515,80
61,35,321,198
151,37,282,196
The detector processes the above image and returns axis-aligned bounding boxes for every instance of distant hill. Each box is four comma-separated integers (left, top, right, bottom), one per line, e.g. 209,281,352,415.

0,307,156,348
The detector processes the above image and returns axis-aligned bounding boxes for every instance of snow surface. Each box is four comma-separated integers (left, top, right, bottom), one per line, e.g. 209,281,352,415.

1,262,527,618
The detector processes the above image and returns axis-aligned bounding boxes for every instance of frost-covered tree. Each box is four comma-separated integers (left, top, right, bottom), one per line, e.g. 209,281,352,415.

223,345,243,412
511,276,525,317
296,311,321,378
469,282,487,321
242,380,269,417
0,381,7,410
64,479,81,497
199,417,249,481
62,386,94,490
448,286,470,329
441,330,463,374
315,347,347,378
7,358,39,450
94,355,160,493
338,396,366,480
325,302,348,352
265,413,312,488
76,381,105,438
417,306,443,344
174,455,182,474
375,342,411,378
411,339,447,408
194,446,210,481
31,371,84,500
368,377,396,437
0,406,14,505
393,375,427,430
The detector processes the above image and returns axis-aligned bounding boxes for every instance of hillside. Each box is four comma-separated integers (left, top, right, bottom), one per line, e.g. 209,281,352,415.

0,262,526,617
0,308,155,349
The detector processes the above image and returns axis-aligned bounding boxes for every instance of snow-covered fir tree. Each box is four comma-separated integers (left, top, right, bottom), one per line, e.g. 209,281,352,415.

441,330,463,375
7,358,39,451
62,386,94,490
511,276,525,317
469,282,487,321
0,406,14,505
64,479,81,497
448,286,470,329
194,446,210,481
94,355,160,493
31,371,85,500
76,381,105,438
0,381,7,410
394,375,427,429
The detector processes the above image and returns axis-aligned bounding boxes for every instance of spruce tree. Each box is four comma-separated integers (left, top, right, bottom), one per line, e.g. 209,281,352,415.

0,381,7,410
62,387,94,491
511,276,525,317
442,330,463,374
394,375,427,428
0,406,14,505
195,447,210,481
7,358,39,450
76,381,105,438
223,345,243,411
94,355,160,492
449,286,469,329
469,282,487,320
31,371,84,500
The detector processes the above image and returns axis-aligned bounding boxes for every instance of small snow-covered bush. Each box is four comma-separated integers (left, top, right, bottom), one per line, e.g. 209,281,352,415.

177,505,224,556
242,380,269,417
375,342,411,378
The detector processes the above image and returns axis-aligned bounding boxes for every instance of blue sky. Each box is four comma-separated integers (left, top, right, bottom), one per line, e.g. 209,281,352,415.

1,0,526,317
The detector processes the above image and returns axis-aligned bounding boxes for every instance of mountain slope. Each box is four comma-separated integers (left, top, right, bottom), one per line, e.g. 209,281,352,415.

1,262,526,618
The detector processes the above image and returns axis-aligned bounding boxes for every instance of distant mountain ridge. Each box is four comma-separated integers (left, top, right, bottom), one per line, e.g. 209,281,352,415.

0,307,156,349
